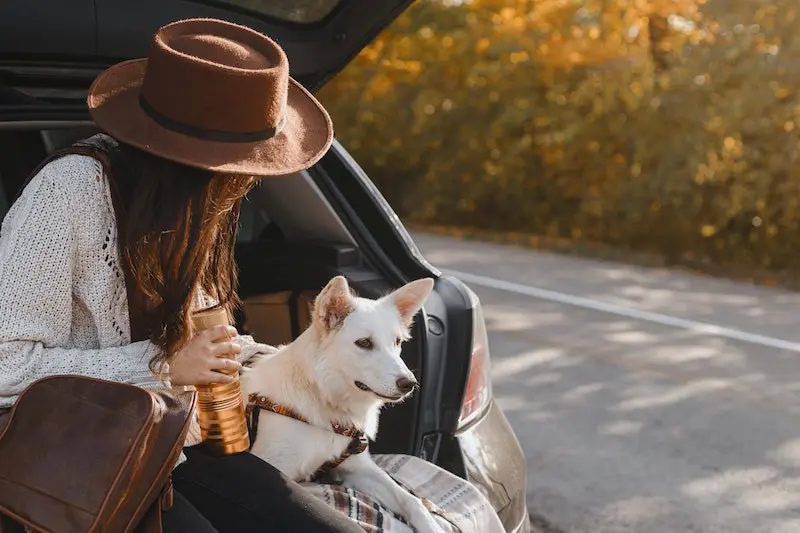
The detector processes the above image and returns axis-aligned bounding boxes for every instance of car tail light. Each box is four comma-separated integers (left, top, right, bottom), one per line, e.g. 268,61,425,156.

458,290,493,428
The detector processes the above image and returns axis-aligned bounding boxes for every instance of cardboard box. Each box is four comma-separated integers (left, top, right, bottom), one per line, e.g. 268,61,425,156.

296,291,315,333
241,291,317,347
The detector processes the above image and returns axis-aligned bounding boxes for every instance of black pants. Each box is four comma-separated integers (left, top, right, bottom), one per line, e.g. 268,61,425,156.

164,446,362,533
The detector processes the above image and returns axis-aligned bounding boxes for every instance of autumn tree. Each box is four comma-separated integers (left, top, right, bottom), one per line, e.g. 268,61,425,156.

319,0,800,270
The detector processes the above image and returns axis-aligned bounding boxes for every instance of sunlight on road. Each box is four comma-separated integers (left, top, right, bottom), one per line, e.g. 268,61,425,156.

414,232,800,533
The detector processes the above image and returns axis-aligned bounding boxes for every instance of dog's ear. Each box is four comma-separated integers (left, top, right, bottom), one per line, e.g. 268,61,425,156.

314,276,355,333
389,278,435,327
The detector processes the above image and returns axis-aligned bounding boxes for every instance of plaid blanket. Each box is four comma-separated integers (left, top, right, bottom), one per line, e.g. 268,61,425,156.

301,454,506,533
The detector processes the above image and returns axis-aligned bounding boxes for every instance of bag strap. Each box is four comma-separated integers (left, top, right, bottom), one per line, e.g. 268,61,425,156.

16,137,150,343
15,144,108,199
79,139,151,344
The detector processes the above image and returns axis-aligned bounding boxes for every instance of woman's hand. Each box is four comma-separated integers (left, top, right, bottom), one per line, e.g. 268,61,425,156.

169,325,243,386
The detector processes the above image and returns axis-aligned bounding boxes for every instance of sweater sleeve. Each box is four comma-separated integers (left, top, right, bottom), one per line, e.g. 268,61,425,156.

233,334,279,367
0,163,165,407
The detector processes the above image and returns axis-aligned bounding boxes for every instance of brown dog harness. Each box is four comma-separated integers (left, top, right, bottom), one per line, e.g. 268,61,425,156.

246,393,369,482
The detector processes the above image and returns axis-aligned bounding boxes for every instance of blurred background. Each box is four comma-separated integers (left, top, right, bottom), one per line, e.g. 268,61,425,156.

317,0,800,286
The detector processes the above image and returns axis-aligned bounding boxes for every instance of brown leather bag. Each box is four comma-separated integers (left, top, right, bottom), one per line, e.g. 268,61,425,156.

0,377,195,533
0,138,196,532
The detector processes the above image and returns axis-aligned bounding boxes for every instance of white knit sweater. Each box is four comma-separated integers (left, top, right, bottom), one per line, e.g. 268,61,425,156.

0,144,274,410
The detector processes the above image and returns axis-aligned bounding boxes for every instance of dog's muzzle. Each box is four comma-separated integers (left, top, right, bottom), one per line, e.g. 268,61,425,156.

354,380,414,401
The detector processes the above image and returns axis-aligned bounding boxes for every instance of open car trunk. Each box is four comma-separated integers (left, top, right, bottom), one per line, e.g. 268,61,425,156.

0,127,425,455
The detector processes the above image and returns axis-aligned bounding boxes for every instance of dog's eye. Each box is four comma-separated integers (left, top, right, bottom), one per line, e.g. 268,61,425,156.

355,338,374,350
395,337,402,347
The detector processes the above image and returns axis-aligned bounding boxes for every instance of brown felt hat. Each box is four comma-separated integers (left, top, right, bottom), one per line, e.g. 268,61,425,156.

87,18,333,177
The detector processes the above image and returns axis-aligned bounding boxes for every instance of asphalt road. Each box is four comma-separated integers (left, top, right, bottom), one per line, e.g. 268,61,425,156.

412,232,800,533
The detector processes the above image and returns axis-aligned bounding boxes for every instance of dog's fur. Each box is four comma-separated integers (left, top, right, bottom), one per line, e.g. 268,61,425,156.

240,276,446,533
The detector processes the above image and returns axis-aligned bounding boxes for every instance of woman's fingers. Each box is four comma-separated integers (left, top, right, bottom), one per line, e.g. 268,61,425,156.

208,356,242,373
201,324,238,342
170,326,242,387
211,341,242,357
199,370,237,385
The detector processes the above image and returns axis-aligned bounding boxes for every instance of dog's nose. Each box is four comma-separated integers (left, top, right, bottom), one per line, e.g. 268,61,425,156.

396,377,417,394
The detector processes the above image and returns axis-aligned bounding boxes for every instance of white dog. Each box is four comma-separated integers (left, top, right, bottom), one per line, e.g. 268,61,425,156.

240,275,446,533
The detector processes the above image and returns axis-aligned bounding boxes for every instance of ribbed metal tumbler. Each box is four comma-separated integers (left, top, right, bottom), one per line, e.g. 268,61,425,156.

191,306,250,455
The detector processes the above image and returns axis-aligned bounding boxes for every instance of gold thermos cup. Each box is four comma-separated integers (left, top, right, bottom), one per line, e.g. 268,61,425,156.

191,306,250,455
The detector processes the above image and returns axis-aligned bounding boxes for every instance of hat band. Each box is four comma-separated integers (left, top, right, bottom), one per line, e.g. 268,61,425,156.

139,95,287,143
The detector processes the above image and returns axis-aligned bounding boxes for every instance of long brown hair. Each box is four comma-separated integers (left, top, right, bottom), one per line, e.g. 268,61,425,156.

108,142,257,372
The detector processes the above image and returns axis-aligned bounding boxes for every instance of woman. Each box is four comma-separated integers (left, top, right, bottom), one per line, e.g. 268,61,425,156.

0,17,361,533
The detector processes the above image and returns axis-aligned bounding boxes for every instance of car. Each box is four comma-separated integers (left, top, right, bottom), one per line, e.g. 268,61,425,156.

0,1,530,532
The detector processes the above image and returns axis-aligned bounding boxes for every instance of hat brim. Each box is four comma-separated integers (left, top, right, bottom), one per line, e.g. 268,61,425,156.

87,59,334,177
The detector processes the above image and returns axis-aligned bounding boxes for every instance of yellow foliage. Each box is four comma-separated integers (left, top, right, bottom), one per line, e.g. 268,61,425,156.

318,0,800,271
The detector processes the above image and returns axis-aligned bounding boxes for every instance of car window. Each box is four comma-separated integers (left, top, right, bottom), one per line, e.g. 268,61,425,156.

198,0,340,23
236,196,274,243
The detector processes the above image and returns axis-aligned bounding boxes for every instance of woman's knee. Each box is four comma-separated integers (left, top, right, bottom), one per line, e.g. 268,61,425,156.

162,490,218,533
